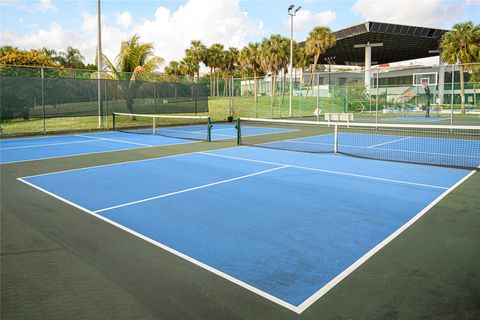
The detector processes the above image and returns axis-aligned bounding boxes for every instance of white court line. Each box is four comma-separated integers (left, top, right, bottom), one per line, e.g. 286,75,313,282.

94,165,289,213
1,139,199,165
198,152,449,190
75,134,153,147
367,137,412,148
0,134,152,152
157,128,206,135
17,174,301,314
296,168,478,313
0,139,99,150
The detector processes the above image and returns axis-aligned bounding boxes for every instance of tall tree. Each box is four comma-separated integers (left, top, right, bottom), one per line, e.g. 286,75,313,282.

260,34,290,113
164,61,182,75
58,47,85,68
185,40,206,82
440,21,480,113
203,47,214,96
222,47,239,96
294,46,311,89
179,57,198,81
305,26,336,92
207,43,224,97
279,37,292,108
239,42,261,103
103,34,164,114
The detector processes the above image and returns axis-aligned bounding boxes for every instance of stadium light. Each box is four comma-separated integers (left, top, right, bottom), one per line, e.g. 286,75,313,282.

288,5,301,117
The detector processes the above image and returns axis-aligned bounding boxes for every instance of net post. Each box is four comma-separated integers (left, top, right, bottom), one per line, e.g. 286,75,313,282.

333,123,338,153
236,118,241,145
152,115,156,134
207,117,212,142
112,112,116,131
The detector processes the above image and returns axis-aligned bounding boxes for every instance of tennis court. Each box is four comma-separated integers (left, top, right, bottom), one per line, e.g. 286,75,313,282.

3,117,480,318
17,124,479,313
0,123,289,164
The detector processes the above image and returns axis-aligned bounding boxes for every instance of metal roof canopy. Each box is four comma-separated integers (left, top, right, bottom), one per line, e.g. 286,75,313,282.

300,21,448,66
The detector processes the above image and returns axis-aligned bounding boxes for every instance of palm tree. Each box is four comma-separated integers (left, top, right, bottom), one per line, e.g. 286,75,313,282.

164,61,182,76
294,46,310,77
279,37,292,109
305,26,336,93
185,40,206,82
58,47,85,68
222,47,239,96
239,42,261,103
164,60,183,83
260,34,290,115
207,43,224,97
203,47,214,96
440,21,480,113
103,34,164,114
179,57,197,81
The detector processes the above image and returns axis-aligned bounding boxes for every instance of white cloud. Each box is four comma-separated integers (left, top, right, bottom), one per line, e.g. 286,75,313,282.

351,0,468,28
282,9,336,33
116,11,132,29
1,0,57,13
1,0,263,70
135,0,263,64
2,23,79,51
38,0,56,13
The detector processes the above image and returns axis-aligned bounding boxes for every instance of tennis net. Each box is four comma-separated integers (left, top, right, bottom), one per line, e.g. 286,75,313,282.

237,118,480,170
112,112,212,142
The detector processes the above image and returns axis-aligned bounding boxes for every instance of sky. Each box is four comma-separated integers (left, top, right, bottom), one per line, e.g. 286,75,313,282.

1,0,479,69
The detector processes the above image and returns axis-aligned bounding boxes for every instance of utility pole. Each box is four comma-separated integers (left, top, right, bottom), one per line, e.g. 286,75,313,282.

288,5,301,117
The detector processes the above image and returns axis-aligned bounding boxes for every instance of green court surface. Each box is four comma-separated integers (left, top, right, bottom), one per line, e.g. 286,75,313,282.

1,137,480,320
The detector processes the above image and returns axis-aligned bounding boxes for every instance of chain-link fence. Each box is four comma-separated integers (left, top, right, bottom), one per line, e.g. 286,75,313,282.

209,63,480,126
0,65,208,136
1,63,479,136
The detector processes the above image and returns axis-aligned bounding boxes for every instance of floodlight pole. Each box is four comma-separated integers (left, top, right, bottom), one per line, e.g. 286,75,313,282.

288,5,301,117
97,0,103,129
324,56,335,96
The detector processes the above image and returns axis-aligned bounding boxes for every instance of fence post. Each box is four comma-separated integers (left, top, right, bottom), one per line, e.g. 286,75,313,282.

231,76,234,118
104,78,109,129
450,64,455,127
195,78,198,116
154,82,157,115
41,67,45,134
316,72,320,114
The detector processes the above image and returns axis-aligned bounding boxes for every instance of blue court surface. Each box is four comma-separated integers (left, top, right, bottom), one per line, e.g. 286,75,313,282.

19,146,473,313
0,124,288,164
384,117,448,122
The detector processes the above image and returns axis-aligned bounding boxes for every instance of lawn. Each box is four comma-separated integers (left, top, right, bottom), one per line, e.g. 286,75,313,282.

1,95,478,136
